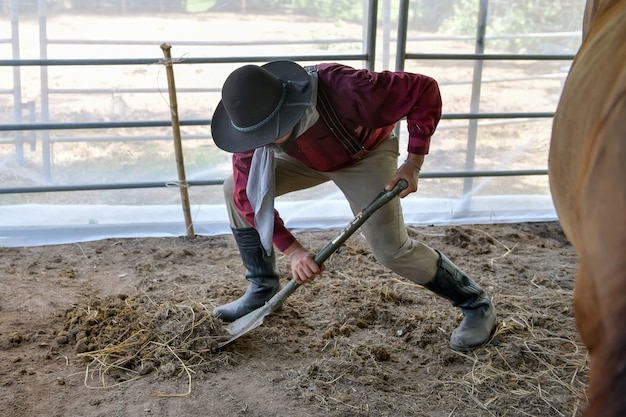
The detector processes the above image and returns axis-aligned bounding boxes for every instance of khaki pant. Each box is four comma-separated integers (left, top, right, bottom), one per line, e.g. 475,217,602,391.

223,136,439,284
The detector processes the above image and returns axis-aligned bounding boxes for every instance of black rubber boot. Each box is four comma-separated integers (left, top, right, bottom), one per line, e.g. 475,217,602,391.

423,250,496,351
214,228,281,323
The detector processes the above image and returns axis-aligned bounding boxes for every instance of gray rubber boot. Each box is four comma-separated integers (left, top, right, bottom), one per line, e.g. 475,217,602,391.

214,228,281,323
423,250,496,351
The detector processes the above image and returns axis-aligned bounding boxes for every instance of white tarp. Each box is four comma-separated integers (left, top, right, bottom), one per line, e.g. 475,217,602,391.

0,194,557,247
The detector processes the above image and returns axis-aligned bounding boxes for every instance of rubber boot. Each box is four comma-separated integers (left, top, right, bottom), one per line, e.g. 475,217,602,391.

214,228,281,323
423,251,496,351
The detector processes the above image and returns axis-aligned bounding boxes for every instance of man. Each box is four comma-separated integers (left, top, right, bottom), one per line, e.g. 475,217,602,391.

210,61,496,351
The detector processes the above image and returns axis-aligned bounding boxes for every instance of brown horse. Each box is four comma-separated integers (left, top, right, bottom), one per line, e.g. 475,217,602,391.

549,0,626,416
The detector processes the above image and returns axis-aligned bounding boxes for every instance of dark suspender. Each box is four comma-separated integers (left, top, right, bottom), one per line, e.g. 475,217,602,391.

305,65,370,160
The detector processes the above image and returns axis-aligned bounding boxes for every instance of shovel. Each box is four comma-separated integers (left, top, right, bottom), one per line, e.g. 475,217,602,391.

218,179,408,348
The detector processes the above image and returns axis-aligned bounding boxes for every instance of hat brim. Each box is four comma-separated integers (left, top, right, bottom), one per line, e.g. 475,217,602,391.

211,61,312,153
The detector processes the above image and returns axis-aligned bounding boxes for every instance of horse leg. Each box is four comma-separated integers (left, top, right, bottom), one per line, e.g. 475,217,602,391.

577,92,626,417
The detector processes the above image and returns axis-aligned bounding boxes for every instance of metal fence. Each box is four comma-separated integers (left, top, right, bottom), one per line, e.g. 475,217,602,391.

0,0,577,196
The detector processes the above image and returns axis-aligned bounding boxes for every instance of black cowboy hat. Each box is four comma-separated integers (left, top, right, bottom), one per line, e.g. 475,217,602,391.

211,60,312,153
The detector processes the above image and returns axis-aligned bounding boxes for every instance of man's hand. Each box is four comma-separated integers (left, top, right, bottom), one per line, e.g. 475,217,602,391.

284,241,324,284
385,154,424,198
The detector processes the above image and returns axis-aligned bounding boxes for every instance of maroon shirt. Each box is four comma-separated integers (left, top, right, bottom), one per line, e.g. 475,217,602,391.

231,63,442,252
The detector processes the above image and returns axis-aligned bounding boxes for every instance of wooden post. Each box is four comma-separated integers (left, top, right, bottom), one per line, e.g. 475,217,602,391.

160,43,195,238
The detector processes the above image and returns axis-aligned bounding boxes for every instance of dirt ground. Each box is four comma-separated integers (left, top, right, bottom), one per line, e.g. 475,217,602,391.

0,221,589,417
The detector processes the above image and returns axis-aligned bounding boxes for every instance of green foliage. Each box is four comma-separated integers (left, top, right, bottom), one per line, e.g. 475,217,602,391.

440,0,480,35
409,0,455,31
219,0,364,20
289,0,362,20
439,0,585,53
186,0,217,12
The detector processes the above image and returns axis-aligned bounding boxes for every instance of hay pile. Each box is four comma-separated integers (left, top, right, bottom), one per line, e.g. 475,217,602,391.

62,295,231,395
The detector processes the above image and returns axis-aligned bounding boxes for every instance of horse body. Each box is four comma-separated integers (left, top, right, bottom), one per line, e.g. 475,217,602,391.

549,0,626,415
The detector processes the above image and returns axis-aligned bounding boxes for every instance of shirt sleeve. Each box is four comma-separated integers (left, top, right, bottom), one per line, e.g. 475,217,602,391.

231,152,296,252
317,63,442,155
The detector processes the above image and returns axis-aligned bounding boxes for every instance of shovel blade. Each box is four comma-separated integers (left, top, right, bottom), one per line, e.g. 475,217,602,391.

217,309,268,348
218,279,299,348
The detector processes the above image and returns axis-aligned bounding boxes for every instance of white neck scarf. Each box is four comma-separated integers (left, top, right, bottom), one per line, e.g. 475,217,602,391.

246,144,278,255
246,75,319,255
